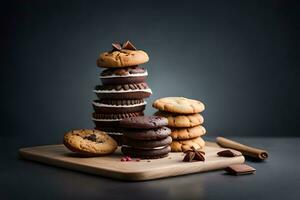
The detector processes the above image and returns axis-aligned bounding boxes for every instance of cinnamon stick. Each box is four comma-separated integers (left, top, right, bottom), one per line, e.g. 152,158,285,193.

216,137,268,160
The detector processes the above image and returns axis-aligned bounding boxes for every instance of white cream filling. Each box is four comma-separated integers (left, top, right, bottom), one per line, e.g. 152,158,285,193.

92,117,121,122
122,145,167,150
107,132,123,135
93,88,152,94
100,71,148,79
92,101,147,108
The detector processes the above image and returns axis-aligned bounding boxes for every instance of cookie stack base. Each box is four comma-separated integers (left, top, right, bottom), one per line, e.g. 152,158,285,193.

121,146,171,159
153,97,206,152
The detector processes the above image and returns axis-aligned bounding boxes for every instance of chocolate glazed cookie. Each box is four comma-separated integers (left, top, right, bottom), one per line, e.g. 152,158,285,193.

123,136,172,149
92,99,146,114
123,127,171,140
100,66,148,85
94,83,152,99
121,145,171,159
120,116,168,129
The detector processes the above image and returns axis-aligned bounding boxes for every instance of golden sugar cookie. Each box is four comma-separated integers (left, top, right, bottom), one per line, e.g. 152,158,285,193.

170,137,205,152
171,126,206,140
155,111,204,127
153,97,205,114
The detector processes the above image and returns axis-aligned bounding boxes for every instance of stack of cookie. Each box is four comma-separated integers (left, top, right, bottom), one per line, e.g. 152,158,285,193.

119,116,172,159
153,97,206,152
92,41,152,145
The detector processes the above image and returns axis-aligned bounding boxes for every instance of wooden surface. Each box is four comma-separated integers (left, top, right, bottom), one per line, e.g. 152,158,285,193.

19,142,245,181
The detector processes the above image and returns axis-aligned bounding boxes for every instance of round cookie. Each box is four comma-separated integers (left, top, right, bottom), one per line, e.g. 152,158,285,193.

63,129,117,156
170,137,205,152
171,126,206,140
92,99,146,114
119,116,168,129
92,112,144,127
153,97,205,114
94,83,152,99
154,111,204,127
97,49,149,68
100,66,148,85
123,127,171,140
121,145,171,159
123,136,172,149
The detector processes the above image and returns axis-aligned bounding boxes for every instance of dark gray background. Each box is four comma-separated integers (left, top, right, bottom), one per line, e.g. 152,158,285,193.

1,0,299,144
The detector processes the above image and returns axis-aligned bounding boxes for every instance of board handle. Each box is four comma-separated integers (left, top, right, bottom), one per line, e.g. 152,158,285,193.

216,137,268,160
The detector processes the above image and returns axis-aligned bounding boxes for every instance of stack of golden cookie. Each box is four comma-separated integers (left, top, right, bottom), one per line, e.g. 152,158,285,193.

153,97,206,152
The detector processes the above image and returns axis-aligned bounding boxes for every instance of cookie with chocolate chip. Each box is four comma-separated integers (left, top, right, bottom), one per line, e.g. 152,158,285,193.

63,129,117,156
94,83,152,99
97,49,149,68
100,66,148,85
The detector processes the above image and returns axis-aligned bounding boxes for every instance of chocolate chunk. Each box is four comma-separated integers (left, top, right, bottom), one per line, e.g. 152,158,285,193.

122,41,137,50
112,43,122,51
225,164,256,175
84,134,97,142
217,149,242,157
183,146,205,162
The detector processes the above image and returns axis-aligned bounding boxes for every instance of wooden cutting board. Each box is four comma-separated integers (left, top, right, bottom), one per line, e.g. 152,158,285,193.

19,142,244,181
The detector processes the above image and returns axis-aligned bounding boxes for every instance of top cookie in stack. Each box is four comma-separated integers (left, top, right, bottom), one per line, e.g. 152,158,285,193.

93,41,152,145
153,97,206,152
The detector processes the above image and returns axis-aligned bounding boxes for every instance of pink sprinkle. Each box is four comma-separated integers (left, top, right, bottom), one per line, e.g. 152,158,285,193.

126,157,132,161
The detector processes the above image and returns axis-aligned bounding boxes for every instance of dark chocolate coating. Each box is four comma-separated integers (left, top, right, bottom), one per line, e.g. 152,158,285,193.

107,134,123,146
119,116,168,129
121,146,171,159
123,127,171,140
101,76,147,85
100,66,146,76
95,83,149,91
95,91,151,99
93,120,120,128
123,136,172,148
98,99,144,105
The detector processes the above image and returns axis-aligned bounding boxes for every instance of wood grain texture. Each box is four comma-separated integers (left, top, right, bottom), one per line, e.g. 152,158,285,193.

19,142,244,181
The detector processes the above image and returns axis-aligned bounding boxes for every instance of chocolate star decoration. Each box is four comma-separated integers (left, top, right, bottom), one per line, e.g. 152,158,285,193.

183,146,205,162
111,41,137,52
